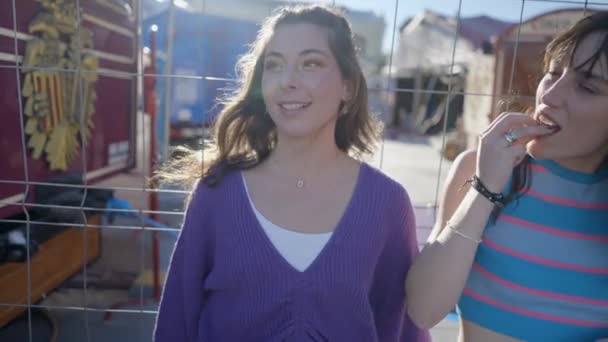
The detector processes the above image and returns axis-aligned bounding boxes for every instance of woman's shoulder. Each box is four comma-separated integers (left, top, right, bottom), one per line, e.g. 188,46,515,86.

360,162,412,208
188,169,243,209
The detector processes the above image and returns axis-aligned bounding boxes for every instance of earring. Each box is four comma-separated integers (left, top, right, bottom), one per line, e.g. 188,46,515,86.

340,104,349,116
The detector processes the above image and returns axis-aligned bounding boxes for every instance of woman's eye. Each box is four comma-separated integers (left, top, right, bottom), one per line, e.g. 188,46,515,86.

302,60,322,69
264,61,282,71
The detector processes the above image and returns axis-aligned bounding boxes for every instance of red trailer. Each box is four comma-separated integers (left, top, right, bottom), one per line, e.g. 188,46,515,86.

0,0,139,327
0,0,138,216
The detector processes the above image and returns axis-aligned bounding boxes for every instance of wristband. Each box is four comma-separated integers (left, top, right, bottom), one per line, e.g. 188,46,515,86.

467,175,506,208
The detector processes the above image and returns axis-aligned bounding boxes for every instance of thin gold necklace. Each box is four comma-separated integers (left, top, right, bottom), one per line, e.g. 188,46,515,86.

274,154,344,190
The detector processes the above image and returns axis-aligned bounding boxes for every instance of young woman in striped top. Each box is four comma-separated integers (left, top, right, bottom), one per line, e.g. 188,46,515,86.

406,11,608,342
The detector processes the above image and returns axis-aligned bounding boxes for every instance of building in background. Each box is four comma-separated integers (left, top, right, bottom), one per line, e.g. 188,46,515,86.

386,9,511,138
384,7,594,159
184,0,386,72
462,8,592,150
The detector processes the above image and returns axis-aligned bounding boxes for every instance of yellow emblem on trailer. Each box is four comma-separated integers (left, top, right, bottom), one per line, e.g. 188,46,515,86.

22,0,98,171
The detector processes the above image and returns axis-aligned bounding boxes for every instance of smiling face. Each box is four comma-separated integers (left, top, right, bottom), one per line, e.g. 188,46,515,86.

261,22,351,141
528,30,608,172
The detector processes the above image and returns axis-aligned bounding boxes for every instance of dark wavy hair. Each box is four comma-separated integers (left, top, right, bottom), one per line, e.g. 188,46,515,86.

496,10,608,219
157,5,382,189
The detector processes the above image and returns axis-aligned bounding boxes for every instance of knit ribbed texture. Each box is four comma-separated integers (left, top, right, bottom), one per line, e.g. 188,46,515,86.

459,158,608,341
154,163,429,341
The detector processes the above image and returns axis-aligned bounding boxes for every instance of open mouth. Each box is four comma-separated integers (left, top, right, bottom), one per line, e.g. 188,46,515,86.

279,102,311,111
535,112,561,134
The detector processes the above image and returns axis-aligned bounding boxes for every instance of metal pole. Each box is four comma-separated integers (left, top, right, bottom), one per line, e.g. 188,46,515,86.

162,0,176,161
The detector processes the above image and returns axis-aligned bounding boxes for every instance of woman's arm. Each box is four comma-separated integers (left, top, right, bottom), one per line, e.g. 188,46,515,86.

154,181,212,341
405,113,553,329
405,150,494,329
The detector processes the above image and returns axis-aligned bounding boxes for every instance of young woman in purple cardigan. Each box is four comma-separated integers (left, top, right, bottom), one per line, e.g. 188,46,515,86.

154,5,429,342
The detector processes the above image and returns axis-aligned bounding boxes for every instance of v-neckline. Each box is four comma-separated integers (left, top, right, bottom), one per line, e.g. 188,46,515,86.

238,162,367,275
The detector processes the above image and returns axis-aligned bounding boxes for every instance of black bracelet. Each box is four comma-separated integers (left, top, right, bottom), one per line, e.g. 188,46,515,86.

467,175,506,207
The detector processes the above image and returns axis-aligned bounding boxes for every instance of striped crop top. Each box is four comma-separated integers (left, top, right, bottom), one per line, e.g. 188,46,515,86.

458,157,608,341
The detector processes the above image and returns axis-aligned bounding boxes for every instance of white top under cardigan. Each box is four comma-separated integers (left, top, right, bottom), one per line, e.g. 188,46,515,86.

241,173,332,272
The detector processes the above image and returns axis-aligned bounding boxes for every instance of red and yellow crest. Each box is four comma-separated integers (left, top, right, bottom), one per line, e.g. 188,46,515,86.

22,0,98,171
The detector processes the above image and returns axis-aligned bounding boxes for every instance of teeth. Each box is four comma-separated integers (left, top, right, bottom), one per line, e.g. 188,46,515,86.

537,114,559,128
280,103,307,110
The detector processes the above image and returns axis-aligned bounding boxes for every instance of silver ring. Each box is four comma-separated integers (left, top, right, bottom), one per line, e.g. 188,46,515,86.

503,130,517,146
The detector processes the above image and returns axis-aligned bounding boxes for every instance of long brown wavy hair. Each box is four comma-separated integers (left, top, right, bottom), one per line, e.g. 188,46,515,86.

156,5,382,189
495,10,608,219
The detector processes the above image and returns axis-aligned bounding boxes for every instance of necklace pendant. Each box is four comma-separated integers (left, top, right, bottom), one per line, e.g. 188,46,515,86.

296,179,305,189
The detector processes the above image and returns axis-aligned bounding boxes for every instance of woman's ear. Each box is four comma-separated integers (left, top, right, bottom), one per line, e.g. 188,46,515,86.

342,79,354,103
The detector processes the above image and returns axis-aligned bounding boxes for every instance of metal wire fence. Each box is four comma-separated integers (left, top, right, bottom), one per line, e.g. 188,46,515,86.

0,0,605,341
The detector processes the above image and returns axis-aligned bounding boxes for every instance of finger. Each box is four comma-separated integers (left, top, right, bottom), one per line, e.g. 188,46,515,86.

485,113,537,138
506,125,555,146
509,145,527,166
479,112,534,138
480,112,510,136
507,144,527,157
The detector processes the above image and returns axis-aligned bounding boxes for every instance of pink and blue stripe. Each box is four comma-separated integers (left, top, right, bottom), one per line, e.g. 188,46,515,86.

458,158,608,341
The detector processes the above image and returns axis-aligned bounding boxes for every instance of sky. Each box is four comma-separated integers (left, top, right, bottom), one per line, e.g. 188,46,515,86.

301,0,607,53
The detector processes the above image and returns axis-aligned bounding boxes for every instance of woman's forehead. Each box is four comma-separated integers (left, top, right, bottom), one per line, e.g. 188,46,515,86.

571,31,608,79
267,23,331,52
